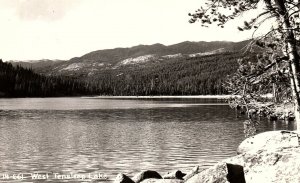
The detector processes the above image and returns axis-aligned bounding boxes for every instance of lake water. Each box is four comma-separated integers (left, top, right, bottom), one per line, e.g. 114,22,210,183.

0,97,295,182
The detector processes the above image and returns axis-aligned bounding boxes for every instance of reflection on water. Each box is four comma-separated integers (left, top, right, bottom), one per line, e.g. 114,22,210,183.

0,98,295,182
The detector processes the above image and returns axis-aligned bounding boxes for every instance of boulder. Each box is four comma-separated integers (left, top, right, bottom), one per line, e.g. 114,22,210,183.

186,131,300,183
185,162,245,183
185,162,229,183
114,174,135,183
183,166,201,181
225,146,300,182
132,170,162,183
237,130,299,154
225,130,300,182
162,170,186,180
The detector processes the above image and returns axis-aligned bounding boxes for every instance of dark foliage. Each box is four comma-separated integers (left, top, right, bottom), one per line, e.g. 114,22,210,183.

89,52,247,96
1,52,253,97
0,60,99,97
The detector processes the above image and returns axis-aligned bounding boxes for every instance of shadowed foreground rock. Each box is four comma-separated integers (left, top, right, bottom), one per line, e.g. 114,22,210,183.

132,170,162,183
185,162,229,183
184,162,245,183
162,170,186,180
114,174,135,183
226,164,246,183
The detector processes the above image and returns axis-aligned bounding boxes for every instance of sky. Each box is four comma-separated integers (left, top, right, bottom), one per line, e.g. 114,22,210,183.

0,0,265,61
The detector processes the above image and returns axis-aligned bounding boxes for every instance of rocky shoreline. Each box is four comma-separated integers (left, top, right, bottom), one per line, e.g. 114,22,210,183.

114,131,300,183
235,102,295,122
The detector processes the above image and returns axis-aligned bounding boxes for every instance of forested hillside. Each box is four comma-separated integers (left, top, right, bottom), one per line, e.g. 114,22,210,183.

4,40,257,97
12,40,250,77
87,52,253,95
0,60,99,97
3,52,256,97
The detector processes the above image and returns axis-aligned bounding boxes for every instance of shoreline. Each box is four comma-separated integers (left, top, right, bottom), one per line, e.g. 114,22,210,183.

0,95,232,99
82,95,231,99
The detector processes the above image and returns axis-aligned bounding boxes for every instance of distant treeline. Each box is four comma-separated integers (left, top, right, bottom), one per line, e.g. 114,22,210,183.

0,52,255,97
89,52,253,95
0,60,99,97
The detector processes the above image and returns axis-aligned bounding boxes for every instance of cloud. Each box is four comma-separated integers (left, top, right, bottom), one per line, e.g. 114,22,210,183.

0,0,82,21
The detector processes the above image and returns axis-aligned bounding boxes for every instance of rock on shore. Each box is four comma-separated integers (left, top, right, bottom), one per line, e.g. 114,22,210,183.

132,170,162,183
237,130,299,154
185,130,300,183
114,131,300,183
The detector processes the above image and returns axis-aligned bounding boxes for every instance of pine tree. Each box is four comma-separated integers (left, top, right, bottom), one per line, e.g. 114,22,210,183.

189,0,300,130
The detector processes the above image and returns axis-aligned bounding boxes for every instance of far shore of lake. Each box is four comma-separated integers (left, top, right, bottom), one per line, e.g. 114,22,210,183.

82,95,232,99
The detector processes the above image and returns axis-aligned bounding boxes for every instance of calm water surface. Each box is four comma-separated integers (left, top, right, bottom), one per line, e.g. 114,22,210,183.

0,97,295,182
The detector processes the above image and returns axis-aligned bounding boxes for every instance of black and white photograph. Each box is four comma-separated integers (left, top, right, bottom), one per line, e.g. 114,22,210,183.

0,0,300,182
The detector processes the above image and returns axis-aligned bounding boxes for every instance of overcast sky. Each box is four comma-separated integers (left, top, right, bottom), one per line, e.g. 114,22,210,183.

0,0,263,61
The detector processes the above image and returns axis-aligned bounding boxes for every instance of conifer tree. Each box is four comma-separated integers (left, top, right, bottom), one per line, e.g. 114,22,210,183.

189,0,300,130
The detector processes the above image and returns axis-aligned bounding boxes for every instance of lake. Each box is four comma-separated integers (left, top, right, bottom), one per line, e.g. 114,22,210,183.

0,97,295,182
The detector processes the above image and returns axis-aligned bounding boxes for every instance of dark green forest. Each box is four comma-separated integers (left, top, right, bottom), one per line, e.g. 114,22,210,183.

94,53,251,96
0,60,99,97
0,52,254,97
83,52,252,96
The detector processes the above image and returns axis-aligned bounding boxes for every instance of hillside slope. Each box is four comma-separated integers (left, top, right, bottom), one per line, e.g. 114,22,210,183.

85,52,253,95
11,40,250,76
9,40,254,96
0,60,99,97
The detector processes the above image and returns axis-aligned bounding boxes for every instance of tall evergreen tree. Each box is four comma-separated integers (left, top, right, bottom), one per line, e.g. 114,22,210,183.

189,0,300,130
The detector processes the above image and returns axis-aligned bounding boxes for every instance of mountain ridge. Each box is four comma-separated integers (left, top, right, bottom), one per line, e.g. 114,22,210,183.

9,40,250,64
9,40,252,80
6,40,256,96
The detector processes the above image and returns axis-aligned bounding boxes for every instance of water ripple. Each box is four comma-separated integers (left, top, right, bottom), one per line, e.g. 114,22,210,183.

0,98,295,182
